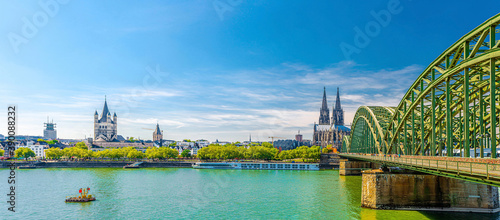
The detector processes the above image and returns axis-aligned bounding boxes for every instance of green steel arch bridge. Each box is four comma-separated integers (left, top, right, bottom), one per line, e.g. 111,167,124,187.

340,13,500,186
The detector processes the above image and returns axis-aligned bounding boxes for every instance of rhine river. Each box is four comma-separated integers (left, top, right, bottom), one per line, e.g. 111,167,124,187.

1,168,498,219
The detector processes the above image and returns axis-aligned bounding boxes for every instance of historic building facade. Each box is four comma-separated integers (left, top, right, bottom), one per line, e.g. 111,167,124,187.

313,87,351,149
94,98,118,142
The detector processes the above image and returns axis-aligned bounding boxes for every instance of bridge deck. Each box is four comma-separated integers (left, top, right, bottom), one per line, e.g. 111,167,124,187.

339,153,500,187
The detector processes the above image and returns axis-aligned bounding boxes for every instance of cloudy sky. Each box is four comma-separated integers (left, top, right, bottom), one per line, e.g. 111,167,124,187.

0,0,498,142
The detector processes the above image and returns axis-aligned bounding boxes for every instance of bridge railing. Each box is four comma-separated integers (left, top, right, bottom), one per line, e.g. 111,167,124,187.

339,153,500,184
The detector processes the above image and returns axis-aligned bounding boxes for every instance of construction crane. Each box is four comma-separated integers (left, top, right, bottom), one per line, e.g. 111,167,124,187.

268,136,284,145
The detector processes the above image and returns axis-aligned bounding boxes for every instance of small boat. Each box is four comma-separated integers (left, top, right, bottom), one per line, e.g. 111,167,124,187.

17,164,37,169
124,162,143,169
66,188,96,203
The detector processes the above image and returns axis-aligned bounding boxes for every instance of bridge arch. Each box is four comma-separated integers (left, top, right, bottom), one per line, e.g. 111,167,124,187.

343,13,500,158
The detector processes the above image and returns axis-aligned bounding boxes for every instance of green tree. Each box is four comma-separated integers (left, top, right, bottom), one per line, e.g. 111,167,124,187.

0,149,4,156
45,147,63,159
75,142,88,150
180,149,191,158
160,147,179,158
14,147,36,158
118,147,136,158
169,142,177,147
127,149,144,159
47,140,59,145
129,137,136,142
37,138,46,143
145,147,161,159
96,149,111,159
262,142,273,148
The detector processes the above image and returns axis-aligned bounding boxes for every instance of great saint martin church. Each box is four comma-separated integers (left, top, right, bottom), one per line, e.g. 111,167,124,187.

94,98,118,142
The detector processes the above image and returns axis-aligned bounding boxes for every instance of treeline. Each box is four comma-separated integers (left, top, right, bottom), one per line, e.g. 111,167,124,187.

44,146,180,160
197,144,321,161
36,139,59,145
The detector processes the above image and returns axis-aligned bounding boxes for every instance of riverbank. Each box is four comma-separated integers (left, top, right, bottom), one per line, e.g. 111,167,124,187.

1,154,338,169
0,161,195,168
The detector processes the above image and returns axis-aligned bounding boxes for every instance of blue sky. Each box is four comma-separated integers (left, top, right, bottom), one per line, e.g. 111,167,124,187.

0,0,498,142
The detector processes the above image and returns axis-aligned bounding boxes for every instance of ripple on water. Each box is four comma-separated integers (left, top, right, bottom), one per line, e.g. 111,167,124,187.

1,168,499,219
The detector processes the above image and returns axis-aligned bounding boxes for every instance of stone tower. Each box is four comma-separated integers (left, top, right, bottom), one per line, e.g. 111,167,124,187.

94,97,117,142
319,87,330,125
153,123,163,144
332,87,344,126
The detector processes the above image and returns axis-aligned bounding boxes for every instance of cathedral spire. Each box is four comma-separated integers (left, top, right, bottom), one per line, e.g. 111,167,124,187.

332,87,344,126
319,87,330,125
335,87,342,110
321,87,328,110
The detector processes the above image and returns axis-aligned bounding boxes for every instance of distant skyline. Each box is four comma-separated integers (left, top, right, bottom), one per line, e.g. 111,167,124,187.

0,1,498,141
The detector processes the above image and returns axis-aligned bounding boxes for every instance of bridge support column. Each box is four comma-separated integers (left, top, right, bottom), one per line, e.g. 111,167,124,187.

339,160,375,176
361,170,500,212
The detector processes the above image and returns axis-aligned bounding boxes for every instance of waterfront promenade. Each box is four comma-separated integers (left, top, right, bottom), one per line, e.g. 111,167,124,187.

0,160,195,168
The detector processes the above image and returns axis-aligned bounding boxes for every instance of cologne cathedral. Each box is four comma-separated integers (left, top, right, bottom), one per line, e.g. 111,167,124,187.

313,87,350,149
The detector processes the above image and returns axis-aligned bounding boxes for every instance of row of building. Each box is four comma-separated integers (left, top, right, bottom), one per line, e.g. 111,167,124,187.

2,87,350,158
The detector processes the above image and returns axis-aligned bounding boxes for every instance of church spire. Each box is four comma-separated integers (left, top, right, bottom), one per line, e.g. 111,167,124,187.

319,87,330,125
102,96,110,117
155,122,162,135
335,87,342,110
332,87,344,126
321,87,328,110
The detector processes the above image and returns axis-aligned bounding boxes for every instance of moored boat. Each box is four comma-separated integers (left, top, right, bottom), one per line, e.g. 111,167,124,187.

17,164,37,169
124,162,143,169
193,162,319,170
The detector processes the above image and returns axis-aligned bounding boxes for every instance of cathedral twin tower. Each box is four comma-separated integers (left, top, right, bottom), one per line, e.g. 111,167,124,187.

319,87,344,126
313,87,350,148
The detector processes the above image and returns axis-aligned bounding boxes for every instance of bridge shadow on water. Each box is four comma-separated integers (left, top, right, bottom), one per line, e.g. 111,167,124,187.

419,211,500,220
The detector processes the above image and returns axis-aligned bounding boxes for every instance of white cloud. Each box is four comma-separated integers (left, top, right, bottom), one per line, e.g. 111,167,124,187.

0,61,422,142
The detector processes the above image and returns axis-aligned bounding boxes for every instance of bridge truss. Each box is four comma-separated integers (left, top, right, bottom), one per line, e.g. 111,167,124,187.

342,13,500,158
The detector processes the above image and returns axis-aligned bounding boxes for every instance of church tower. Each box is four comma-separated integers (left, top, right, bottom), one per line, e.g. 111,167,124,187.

153,123,163,145
332,87,344,126
318,87,330,125
93,97,118,142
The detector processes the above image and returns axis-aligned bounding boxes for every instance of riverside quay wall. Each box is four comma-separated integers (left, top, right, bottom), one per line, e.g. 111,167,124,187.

319,154,340,169
361,170,500,212
339,160,379,175
0,161,195,168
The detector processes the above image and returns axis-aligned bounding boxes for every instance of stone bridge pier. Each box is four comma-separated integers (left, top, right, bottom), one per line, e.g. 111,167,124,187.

339,159,378,176
361,169,500,213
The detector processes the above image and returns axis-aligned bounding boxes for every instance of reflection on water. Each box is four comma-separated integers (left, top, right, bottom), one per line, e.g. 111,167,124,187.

1,168,498,219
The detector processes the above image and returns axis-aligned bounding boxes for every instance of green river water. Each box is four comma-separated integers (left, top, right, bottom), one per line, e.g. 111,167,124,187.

1,168,498,219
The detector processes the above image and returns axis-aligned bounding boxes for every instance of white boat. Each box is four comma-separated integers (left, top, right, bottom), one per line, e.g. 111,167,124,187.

193,162,319,170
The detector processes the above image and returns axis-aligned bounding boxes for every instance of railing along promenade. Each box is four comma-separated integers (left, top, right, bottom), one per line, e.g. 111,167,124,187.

339,153,500,187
